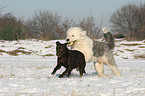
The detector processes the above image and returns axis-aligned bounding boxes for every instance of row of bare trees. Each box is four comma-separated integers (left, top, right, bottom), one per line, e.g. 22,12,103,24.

110,3,145,40
0,3,144,40
26,10,60,39
25,10,102,40
0,10,101,40
25,10,72,40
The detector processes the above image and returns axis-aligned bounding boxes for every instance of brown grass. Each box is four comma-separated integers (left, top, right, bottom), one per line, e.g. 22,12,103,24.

0,49,6,53
0,49,55,56
41,54,54,57
117,49,124,53
139,46,145,48
8,50,32,56
44,45,52,48
122,57,128,59
18,47,26,49
134,54,145,59
120,43,142,46
124,49,135,52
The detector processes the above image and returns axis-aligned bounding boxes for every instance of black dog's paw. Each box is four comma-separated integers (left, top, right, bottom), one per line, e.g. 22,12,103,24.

59,75,63,78
51,72,55,75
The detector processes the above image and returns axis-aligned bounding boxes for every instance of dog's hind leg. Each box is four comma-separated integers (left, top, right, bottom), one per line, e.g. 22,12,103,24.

78,65,84,77
108,65,121,76
79,62,86,77
59,68,71,78
94,61,106,77
67,69,72,77
78,65,82,77
104,56,121,76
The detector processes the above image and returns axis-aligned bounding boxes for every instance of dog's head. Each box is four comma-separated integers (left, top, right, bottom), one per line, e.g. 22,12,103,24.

66,27,86,46
56,41,68,57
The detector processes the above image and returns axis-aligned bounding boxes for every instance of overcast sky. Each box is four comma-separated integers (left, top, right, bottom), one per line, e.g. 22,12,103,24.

0,0,144,28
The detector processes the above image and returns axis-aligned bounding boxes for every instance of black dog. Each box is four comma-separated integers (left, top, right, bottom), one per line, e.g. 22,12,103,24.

51,41,86,78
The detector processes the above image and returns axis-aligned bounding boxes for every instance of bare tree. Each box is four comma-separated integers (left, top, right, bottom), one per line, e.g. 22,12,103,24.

0,13,23,40
133,4,145,40
27,10,67,40
110,3,145,40
61,18,76,38
0,4,6,12
77,16,103,38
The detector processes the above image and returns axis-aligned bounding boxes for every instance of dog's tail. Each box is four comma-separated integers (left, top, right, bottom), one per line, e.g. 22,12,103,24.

102,27,115,50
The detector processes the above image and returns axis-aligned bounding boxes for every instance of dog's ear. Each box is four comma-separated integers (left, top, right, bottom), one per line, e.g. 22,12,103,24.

80,30,86,36
56,41,60,45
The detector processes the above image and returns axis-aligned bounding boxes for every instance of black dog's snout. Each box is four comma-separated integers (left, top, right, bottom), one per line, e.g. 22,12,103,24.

66,39,69,42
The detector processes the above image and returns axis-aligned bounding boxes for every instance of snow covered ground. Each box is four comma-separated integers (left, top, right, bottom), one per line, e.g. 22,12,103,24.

0,39,145,96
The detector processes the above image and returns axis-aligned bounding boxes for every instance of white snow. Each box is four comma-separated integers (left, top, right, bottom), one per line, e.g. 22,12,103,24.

0,39,145,96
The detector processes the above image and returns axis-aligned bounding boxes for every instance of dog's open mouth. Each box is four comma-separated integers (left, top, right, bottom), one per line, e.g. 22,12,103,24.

68,40,77,47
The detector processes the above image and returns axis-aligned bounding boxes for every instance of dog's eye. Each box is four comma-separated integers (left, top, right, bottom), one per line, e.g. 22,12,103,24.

72,35,74,37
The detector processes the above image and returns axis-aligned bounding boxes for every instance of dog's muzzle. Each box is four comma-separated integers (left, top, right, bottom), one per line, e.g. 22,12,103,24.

67,41,77,47
66,38,77,47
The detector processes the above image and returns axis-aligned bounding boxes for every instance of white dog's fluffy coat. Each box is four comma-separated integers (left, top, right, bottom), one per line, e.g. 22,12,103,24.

66,27,93,62
66,27,121,77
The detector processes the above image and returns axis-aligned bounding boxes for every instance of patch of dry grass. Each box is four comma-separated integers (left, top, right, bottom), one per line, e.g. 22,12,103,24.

0,49,32,56
122,57,129,59
139,46,145,48
14,42,22,45
0,49,6,53
120,43,142,46
117,49,124,53
134,54,145,59
8,50,32,56
18,47,26,49
124,49,135,52
44,45,53,48
41,54,54,58
0,49,55,57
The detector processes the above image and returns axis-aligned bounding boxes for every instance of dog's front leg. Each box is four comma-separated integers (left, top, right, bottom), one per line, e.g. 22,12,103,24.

59,68,70,78
51,64,61,75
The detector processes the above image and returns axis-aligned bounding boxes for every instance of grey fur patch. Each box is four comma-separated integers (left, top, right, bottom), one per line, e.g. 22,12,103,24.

93,41,116,66
93,41,109,57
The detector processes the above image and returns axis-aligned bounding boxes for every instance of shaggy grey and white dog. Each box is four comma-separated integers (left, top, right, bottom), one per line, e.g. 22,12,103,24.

66,27,121,77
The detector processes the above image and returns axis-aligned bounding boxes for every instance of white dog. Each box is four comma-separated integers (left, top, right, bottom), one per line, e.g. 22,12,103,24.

66,27,121,77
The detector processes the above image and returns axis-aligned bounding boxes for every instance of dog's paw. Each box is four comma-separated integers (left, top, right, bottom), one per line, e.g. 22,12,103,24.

51,72,55,75
79,75,82,78
59,75,63,78
98,73,106,78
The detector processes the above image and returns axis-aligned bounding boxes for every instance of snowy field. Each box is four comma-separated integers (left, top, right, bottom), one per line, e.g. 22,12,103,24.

0,39,145,96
